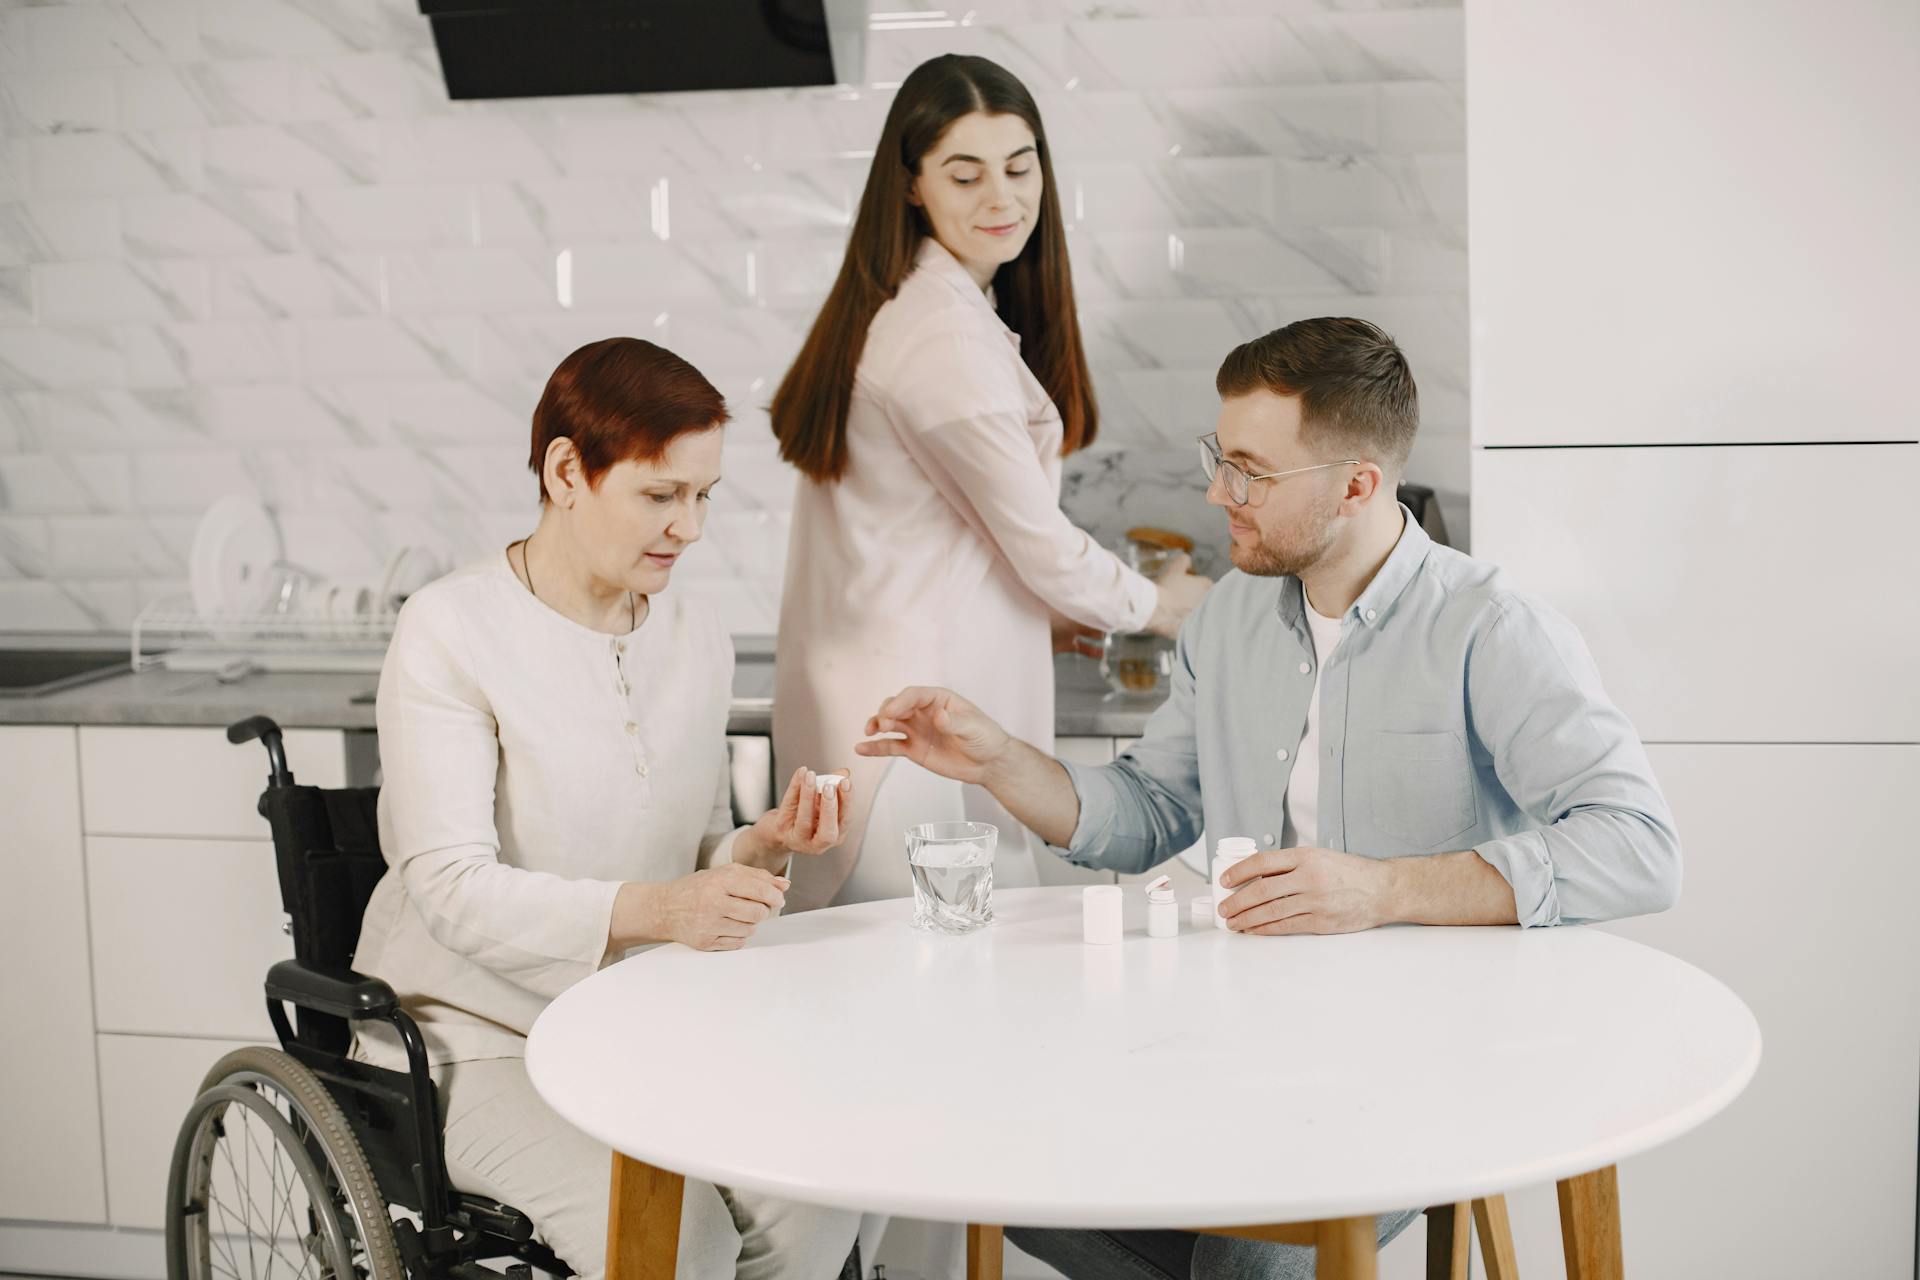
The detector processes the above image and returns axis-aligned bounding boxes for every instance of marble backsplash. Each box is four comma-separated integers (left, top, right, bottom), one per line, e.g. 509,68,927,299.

0,0,1467,636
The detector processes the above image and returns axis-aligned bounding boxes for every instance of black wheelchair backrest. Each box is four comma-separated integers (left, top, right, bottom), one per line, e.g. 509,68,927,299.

257,782,386,971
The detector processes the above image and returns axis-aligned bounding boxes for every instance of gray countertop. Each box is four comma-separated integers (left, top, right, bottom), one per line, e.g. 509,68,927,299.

0,653,1166,739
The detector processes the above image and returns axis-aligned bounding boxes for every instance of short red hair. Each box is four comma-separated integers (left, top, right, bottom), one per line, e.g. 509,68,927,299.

529,337,729,503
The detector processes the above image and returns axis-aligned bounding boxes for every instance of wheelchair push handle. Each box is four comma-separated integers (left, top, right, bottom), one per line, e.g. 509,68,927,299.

227,715,295,788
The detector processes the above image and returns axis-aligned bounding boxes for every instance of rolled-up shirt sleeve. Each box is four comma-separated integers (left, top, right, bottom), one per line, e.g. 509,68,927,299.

1467,598,1682,927
885,318,1157,635
376,598,622,998
1062,611,1208,876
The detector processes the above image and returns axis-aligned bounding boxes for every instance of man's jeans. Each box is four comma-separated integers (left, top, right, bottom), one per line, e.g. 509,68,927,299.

1007,1209,1421,1280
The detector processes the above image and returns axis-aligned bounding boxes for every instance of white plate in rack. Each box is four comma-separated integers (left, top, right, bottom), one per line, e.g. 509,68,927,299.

189,495,282,621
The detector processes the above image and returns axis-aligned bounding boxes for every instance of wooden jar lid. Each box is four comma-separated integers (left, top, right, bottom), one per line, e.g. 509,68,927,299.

1125,525,1195,553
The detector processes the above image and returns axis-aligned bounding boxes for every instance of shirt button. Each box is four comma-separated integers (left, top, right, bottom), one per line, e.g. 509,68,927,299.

1261,833,1275,845
624,722,638,735
1297,661,1311,674
637,761,649,777
1276,748,1289,762
1365,608,1377,622
615,641,626,655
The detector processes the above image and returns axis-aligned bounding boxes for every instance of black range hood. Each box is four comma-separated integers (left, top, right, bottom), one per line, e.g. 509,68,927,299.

418,0,839,100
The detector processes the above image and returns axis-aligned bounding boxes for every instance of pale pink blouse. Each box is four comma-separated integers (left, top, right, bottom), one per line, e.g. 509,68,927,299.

774,237,1156,910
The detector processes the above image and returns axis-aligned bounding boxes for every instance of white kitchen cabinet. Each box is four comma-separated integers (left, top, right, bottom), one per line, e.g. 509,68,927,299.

1471,444,1919,743
0,726,108,1225
76,726,339,1042
87,836,290,1040
1468,1,1918,447
79,725,346,839
97,1033,263,1231
1495,743,1919,1278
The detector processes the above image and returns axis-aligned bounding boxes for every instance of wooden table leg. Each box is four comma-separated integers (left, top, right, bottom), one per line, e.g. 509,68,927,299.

1556,1166,1623,1280
1313,1217,1378,1280
966,1224,1004,1280
606,1152,684,1280
1424,1202,1471,1280
1472,1195,1520,1280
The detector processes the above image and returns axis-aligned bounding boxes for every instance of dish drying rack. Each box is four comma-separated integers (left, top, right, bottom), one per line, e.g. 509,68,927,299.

132,598,398,675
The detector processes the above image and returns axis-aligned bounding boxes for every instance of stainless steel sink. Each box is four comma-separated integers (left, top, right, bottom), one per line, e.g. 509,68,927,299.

0,648,128,697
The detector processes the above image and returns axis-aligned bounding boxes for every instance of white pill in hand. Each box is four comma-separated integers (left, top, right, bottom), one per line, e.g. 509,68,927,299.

813,772,843,793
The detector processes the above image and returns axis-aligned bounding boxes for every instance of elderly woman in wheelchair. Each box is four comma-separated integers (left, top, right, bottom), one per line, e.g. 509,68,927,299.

167,338,862,1280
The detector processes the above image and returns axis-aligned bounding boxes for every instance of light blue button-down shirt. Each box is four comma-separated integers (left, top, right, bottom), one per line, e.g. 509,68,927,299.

1060,508,1681,927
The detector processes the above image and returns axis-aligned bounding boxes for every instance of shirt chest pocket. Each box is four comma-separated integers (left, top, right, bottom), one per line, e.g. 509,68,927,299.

1353,730,1477,850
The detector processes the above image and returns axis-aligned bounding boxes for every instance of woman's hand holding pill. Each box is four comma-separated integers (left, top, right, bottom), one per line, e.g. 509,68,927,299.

737,767,850,868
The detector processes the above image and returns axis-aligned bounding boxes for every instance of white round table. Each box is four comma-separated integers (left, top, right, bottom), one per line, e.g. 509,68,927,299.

527,887,1759,1280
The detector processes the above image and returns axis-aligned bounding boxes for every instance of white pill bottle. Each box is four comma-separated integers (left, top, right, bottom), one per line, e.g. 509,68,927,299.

1143,875,1178,938
1210,836,1259,930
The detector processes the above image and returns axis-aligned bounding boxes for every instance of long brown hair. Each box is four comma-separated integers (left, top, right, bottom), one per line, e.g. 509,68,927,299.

770,54,1097,482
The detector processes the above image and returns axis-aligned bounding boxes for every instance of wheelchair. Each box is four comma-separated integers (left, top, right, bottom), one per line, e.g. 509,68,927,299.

161,716,572,1280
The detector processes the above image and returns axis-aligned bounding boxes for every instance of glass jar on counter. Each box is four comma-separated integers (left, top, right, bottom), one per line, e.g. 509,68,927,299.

1100,527,1195,698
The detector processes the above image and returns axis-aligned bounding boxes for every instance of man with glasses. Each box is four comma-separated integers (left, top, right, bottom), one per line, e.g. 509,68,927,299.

854,316,1680,1279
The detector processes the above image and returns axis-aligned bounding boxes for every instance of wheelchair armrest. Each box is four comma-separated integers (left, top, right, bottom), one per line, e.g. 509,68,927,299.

266,958,399,1019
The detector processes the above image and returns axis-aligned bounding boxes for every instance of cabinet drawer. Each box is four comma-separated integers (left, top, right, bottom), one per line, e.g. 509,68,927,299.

98,1034,263,1230
0,726,108,1225
88,837,292,1039
80,726,346,838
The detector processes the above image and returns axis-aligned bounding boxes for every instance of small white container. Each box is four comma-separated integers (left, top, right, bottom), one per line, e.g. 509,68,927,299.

1189,896,1214,926
1082,884,1123,945
1143,875,1177,938
1211,836,1259,930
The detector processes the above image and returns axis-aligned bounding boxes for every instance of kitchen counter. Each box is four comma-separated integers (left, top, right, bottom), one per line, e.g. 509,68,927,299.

0,652,1167,739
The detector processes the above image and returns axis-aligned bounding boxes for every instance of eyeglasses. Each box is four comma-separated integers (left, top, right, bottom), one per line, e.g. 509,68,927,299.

1197,433,1360,506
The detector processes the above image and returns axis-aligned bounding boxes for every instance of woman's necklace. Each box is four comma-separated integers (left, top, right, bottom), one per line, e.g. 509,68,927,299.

521,539,634,632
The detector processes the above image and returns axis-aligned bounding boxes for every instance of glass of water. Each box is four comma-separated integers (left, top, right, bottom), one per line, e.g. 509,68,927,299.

906,821,997,934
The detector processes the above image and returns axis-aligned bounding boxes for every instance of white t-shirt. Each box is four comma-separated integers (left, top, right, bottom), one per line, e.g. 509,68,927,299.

1282,589,1346,849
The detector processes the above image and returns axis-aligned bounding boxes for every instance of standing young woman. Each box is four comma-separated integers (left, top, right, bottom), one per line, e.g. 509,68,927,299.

771,54,1210,914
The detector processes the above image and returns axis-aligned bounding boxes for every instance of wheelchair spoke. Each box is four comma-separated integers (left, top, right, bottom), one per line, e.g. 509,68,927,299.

174,1056,397,1280
208,1171,252,1280
266,1131,301,1262
257,1087,336,1280
214,1124,262,1280
206,1202,246,1280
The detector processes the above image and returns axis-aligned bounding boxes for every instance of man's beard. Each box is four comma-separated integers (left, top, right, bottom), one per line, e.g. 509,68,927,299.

1229,497,1341,578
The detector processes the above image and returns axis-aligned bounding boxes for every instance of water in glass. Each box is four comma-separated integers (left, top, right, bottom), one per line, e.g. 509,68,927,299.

906,821,997,933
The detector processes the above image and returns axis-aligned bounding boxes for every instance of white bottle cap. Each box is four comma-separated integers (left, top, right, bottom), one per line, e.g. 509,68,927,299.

1142,874,1174,904
1189,896,1213,924
1083,884,1123,945
1215,835,1258,859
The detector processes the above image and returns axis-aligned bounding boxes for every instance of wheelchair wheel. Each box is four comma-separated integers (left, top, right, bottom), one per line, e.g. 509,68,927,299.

165,1046,404,1280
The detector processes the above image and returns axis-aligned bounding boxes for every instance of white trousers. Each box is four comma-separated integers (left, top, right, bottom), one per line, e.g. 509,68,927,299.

434,1057,861,1280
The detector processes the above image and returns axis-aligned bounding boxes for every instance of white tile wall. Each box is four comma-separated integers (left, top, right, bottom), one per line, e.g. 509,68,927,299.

0,0,1467,634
